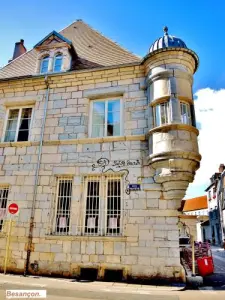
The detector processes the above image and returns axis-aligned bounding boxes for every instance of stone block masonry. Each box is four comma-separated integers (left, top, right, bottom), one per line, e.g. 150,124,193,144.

0,50,198,284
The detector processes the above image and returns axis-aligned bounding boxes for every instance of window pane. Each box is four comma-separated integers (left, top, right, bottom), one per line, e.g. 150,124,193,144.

40,57,49,74
85,180,100,235
107,101,120,136
107,112,120,125
161,103,168,124
53,55,62,72
107,123,120,136
55,179,72,234
8,109,19,119
155,103,168,126
21,108,32,119
4,131,16,142
6,119,17,131
93,102,105,115
92,113,105,125
108,100,120,112
5,109,19,142
155,105,161,127
92,125,104,138
107,180,121,235
17,108,32,142
181,103,191,125
92,102,105,137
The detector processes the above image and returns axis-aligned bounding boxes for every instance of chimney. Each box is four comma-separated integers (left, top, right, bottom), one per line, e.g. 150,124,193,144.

9,39,27,62
219,164,225,173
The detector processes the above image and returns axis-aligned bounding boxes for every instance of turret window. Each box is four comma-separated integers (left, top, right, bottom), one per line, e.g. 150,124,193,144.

154,102,169,127
40,55,49,74
53,53,63,72
180,102,191,125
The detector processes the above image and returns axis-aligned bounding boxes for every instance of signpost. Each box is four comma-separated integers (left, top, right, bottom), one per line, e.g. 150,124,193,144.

4,203,19,274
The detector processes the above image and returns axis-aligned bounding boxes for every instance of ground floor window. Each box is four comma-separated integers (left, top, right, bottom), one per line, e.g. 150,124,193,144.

83,175,122,236
0,187,9,231
54,177,72,235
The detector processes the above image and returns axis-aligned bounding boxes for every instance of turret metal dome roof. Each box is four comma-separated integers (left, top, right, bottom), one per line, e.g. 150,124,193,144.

149,26,187,53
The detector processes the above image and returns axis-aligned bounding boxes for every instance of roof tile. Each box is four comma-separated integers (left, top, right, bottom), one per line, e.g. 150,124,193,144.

0,20,141,79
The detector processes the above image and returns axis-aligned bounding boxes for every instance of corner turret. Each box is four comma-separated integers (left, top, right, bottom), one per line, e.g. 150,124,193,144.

143,27,201,201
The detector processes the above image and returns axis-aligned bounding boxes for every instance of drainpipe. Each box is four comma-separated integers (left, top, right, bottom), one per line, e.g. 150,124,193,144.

24,76,50,276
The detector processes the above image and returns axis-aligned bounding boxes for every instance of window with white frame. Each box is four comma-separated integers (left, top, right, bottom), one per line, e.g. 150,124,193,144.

0,187,9,231
83,175,122,236
40,55,49,74
180,102,191,125
53,53,63,72
154,102,169,127
54,177,73,235
90,99,122,137
4,107,32,142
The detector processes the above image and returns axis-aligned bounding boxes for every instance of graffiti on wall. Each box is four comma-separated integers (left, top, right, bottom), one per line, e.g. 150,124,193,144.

92,158,141,195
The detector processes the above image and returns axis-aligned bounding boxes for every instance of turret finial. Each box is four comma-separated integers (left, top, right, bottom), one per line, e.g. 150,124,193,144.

163,26,168,35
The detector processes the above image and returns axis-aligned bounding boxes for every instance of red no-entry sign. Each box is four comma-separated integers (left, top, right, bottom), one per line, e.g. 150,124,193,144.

8,203,19,215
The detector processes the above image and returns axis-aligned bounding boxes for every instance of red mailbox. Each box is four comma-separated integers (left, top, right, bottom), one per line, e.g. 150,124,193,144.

197,256,214,276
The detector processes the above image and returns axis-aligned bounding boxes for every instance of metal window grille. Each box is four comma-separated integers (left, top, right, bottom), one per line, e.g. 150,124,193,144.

54,177,72,235
0,187,9,231
82,175,123,236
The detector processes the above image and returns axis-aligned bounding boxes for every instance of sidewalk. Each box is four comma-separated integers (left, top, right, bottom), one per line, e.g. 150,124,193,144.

0,273,185,295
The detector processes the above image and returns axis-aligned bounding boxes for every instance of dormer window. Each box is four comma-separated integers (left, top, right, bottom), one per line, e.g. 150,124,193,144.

40,55,49,74
34,30,73,75
53,54,63,72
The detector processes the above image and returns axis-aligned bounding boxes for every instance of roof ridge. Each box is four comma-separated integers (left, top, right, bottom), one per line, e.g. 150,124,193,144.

61,19,141,60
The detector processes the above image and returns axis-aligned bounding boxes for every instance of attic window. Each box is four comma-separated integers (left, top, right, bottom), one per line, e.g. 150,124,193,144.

53,54,63,72
40,55,49,74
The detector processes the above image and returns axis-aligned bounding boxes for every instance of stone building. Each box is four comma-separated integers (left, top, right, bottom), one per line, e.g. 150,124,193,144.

180,196,209,242
0,21,201,281
205,164,225,246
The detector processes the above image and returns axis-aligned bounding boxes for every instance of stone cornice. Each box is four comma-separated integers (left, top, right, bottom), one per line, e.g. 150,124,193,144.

149,150,202,163
0,135,146,148
142,47,199,73
148,123,199,136
150,96,194,106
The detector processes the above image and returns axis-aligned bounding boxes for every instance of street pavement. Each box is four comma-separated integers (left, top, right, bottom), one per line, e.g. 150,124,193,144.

202,247,225,287
0,274,224,300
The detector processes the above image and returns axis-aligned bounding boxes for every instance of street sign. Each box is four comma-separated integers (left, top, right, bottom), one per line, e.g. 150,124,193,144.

8,203,19,215
128,184,141,191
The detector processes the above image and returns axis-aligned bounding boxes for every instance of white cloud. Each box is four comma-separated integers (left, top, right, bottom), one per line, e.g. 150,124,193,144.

186,88,225,198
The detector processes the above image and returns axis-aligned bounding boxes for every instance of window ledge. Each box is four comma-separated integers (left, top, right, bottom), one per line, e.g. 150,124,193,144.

0,141,40,147
45,235,127,242
148,123,199,136
44,135,146,146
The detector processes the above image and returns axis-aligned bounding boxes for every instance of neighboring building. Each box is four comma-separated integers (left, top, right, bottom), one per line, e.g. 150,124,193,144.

0,21,201,282
216,165,225,244
181,196,209,242
205,164,225,246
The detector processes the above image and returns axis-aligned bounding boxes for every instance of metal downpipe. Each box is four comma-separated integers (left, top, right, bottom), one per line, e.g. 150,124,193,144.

24,76,49,276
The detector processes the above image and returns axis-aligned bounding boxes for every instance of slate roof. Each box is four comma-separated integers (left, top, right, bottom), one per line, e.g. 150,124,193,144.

0,20,141,80
182,196,208,212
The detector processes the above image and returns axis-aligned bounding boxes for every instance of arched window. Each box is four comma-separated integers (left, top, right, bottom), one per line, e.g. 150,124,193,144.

40,55,49,74
53,53,63,72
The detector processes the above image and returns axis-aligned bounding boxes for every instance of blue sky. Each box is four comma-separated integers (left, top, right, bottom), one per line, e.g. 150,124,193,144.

1,0,225,91
0,0,224,198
